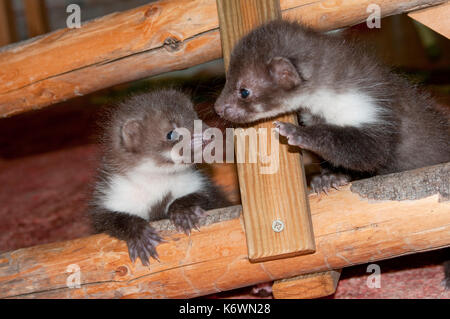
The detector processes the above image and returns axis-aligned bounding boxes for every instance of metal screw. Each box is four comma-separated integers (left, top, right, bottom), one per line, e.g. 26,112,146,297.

272,219,285,233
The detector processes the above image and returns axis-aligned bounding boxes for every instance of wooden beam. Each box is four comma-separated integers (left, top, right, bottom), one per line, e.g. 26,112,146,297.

0,0,446,117
272,270,341,299
1,163,449,299
408,2,450,39
0,0,17,46
217,0,282,69
216,0,315,262
23,0,49,38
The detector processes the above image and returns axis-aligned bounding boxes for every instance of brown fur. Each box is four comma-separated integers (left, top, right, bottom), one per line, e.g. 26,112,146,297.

214,19,450,288
214,20,450,177
89,89,230,266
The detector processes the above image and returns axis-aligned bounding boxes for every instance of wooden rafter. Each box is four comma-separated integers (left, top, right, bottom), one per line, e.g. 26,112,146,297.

272,270,342,299
0,0,17,46
23,0,49,38
408,2,450,39
0,0,446,117
216,0,315,262
1,163,449,299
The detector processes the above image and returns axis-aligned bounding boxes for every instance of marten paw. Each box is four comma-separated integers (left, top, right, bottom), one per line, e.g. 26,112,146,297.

311,173,350,194
169,206,206,235
251,282,273,297
442,277,450,290
127,225,164,266
273,121,308,148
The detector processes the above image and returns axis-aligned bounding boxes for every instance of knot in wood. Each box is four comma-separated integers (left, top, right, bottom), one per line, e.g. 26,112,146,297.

115,266,128,276
164,36,182,52
145,6,159,18
40,88,55,99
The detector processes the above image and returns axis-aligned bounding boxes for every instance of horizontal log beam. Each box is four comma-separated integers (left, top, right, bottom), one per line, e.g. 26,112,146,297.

0,0,446,117
1,163,449,299
272,270,342,299
408,2,450,39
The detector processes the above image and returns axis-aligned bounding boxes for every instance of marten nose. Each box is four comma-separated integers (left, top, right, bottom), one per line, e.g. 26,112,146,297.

215,104,231,117
224,106,236,118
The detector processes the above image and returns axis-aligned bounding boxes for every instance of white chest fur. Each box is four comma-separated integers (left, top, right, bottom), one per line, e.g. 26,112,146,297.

101,161,205,219
284,88,382,127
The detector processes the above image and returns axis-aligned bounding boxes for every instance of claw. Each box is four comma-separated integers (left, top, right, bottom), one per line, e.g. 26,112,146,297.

128,245,137,263
331,182,340,190
311,172,349,196
140,251,150,266
157,237,168,244
169,206,205,235
126,224,164,266
149,248,160,263
187,217,194,231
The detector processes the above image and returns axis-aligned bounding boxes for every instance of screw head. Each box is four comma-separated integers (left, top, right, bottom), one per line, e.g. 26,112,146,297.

272,219,285,233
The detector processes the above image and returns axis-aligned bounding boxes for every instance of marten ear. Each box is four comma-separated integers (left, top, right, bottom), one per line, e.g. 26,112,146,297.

268,57,301,89
121,119,142,152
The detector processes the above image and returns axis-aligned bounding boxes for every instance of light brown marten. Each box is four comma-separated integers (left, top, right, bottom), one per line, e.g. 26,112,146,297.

89,89,229,266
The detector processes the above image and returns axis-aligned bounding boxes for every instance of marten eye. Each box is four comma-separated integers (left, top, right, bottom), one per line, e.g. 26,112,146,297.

166,130,180,141
239,88,251,99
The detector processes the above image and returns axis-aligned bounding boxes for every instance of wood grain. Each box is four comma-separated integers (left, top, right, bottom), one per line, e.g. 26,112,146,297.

0,0,445,117
272,270,341,299
1,179,449,298
408,2,450,39
217,0,315,262
23,0,49,38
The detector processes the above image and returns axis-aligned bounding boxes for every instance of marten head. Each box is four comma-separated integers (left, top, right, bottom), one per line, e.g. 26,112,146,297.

101,89,208,172
214,20,317,123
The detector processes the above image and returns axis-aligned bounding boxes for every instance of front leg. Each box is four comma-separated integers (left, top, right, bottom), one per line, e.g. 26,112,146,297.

90,208,163,266
167,193,208,235
310,168,350,194
274,121,312,149
274,121,393,173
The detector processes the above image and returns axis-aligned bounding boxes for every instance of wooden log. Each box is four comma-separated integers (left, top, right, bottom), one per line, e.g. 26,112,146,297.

272,270,341,299
23,0,49,38
1,163,449,299
0,0,446,117
216,0,314,262
0,0,17,46
408,2,450,39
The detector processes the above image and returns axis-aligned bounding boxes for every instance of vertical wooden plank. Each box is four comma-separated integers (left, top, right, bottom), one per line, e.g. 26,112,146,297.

23,0,49,38
273,270,342,299
0,0,17,46
216,0,315,262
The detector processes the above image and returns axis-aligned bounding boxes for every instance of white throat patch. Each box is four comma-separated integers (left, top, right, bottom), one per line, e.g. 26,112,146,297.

100,160,205,219
283,89,382,127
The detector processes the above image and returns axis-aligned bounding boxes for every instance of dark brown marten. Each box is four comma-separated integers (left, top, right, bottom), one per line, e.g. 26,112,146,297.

89,89,229,266
214,20,450,289
214,20,450,192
